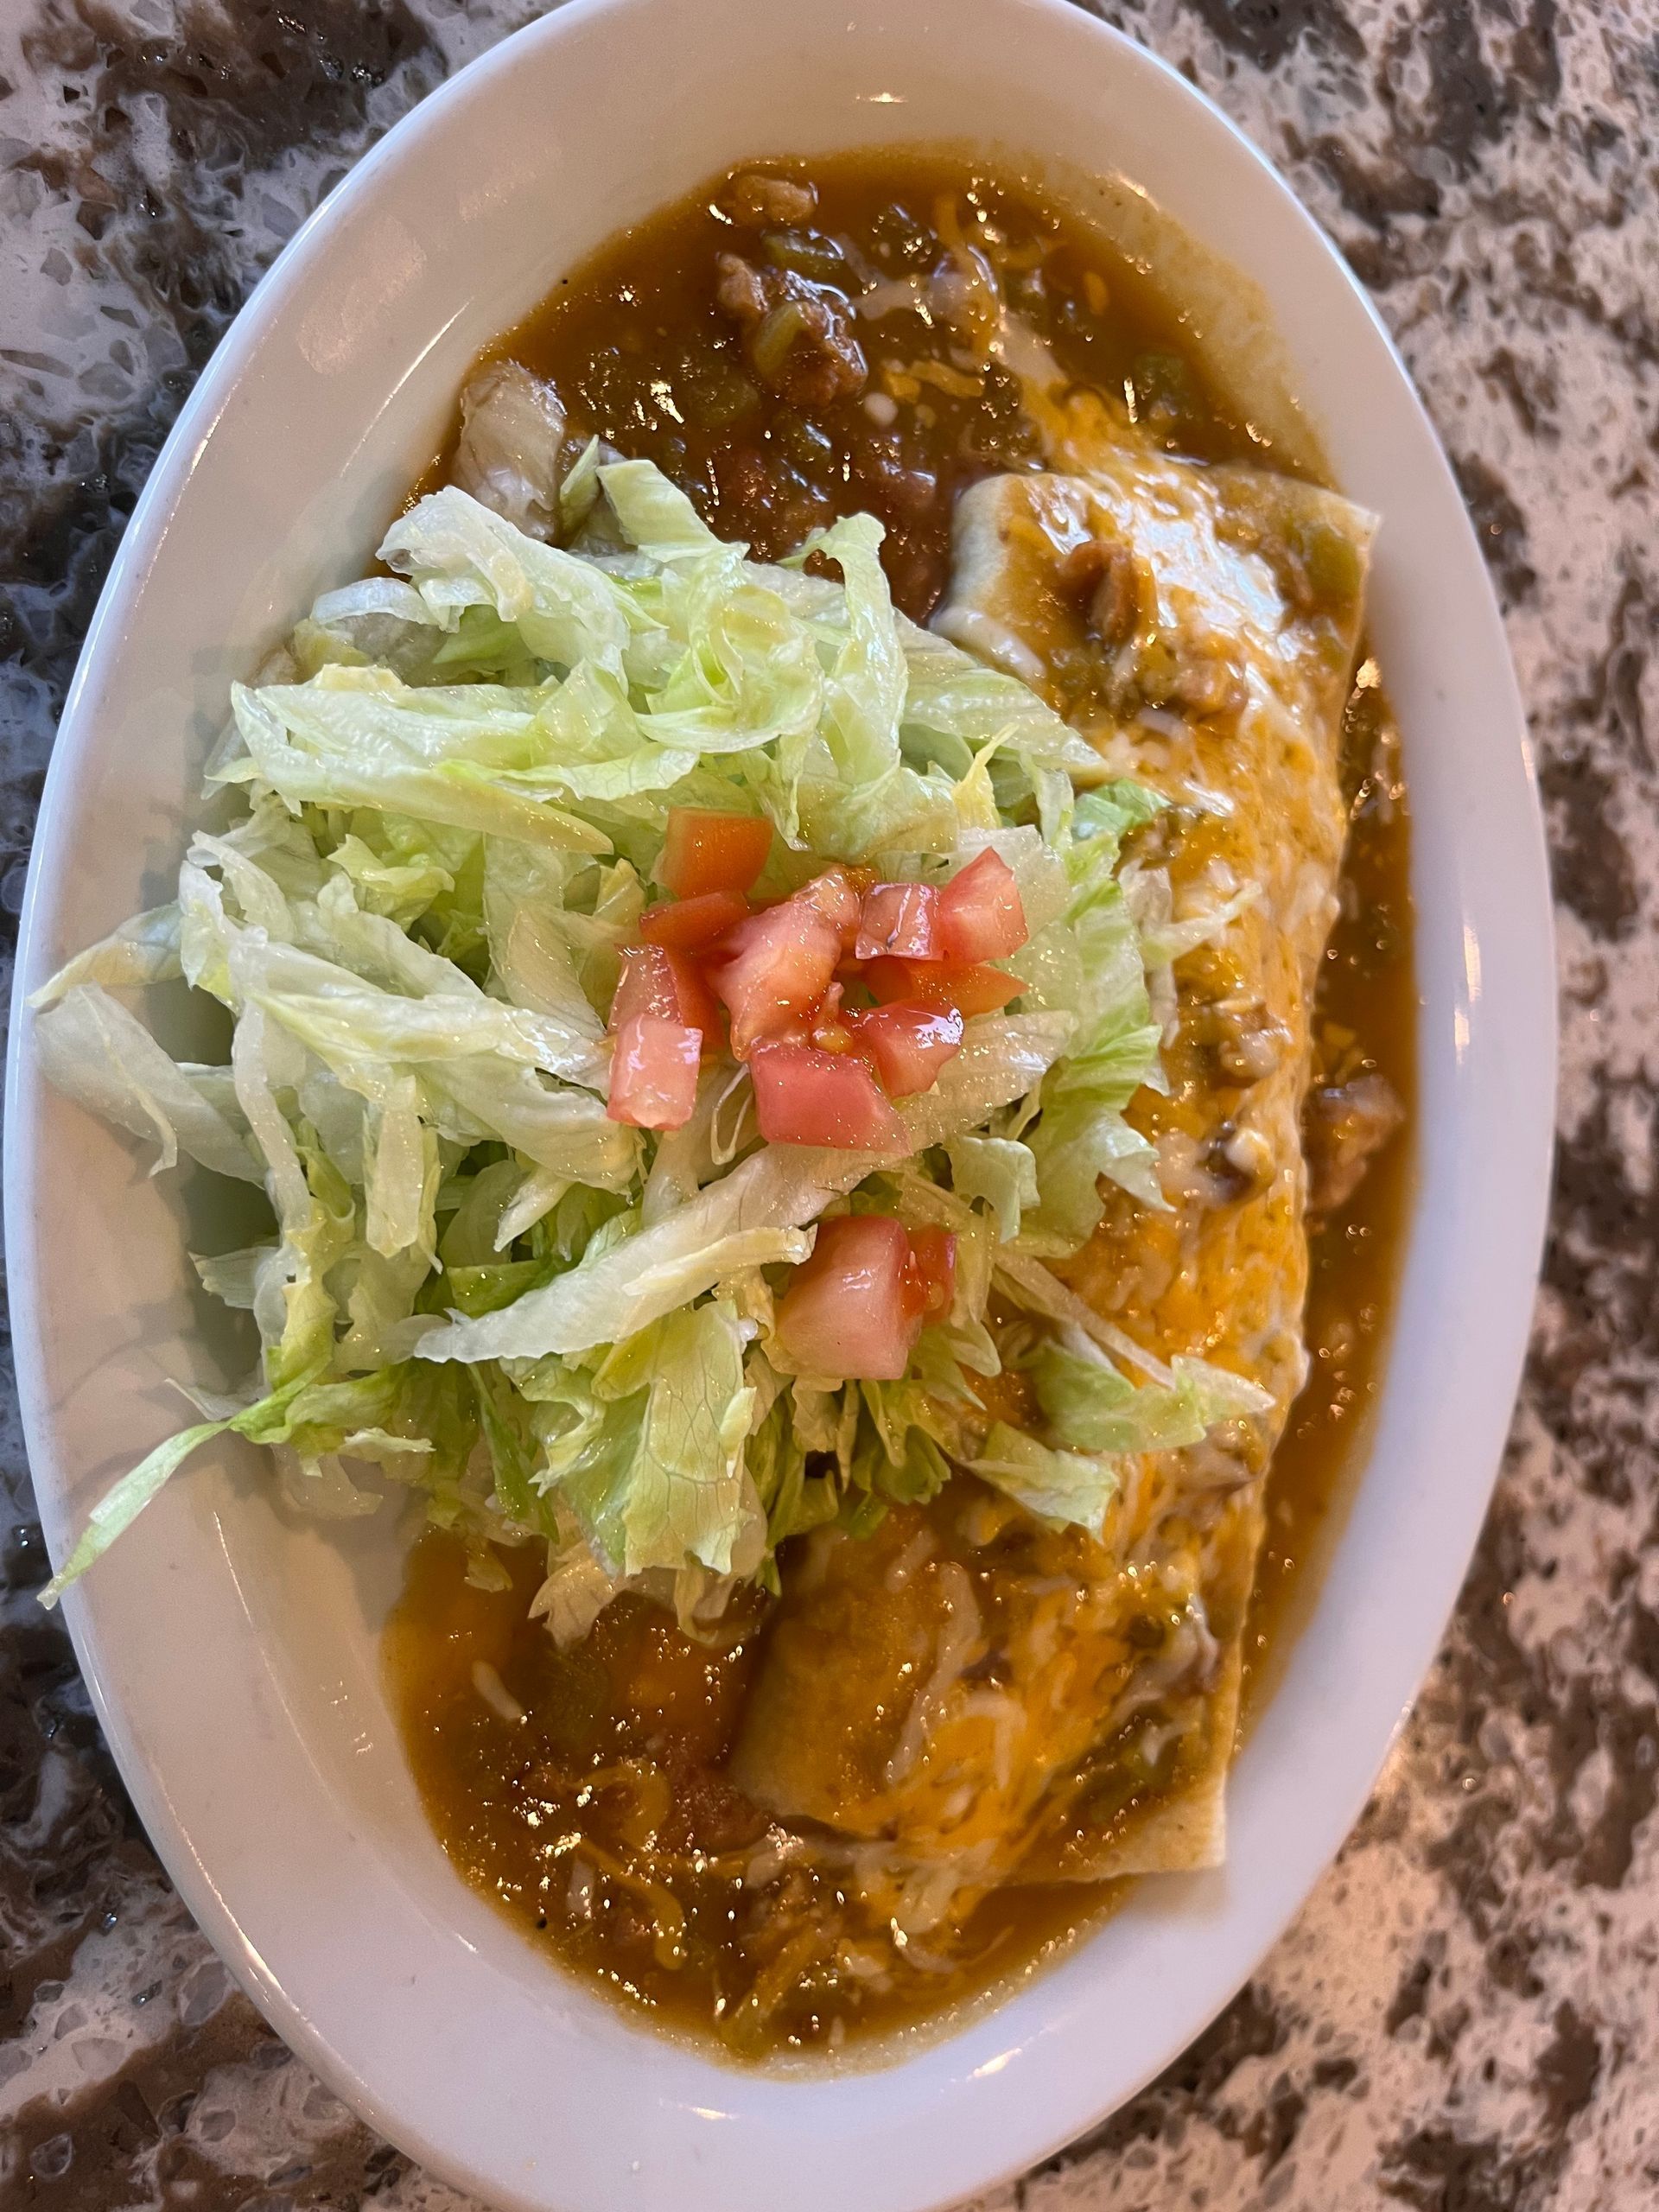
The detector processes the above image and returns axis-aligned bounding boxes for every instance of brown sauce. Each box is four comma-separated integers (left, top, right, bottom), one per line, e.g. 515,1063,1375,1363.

387,1535,1121,2061
1243,671,1415,1714
385,149,1415,2063
435,150,1267,626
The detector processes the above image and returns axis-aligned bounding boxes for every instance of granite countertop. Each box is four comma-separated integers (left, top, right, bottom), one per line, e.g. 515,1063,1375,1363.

1,1,1654,2205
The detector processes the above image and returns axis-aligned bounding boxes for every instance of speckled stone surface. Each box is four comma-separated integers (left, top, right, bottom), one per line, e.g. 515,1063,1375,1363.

1,0,1654,2204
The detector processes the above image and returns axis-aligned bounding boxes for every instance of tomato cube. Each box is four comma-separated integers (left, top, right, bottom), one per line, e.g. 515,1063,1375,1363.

749,1042,908,1152
845,1001,963,1098
658,809,774,899
855,880,940,962
938,848,1028,963
906,1226,957,1319
794,867,863,950
607,1014,701,1130
706,900,842,1058
639,890,751,955
861,957,1023,1016
612,943,721,1040
775,1214,927,1380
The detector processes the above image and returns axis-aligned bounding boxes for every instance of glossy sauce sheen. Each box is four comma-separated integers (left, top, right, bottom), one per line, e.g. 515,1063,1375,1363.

386,150,1416,2058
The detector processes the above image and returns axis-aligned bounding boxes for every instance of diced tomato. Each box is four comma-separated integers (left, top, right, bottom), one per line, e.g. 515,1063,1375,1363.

612,944,677,1024
845,1001,963,1098
861,957,936,1006
658,809,775,899
938,848,1028,963
794,867,863,950
612,943,721,1040
705,899,842,1057
679,965,723,1039
775,1214,927,1380
639,890,751,955
862,956,1023,1016
935,963,1024,1016
750,1042,908,1152
906,1226,957,1319
855,880,940,962
607,1014,701,1130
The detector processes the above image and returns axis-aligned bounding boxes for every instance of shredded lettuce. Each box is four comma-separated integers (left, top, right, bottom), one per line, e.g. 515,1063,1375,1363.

1027,1325,1272,1454
1020,784,1169,1236
29,457,1247,1618
969,1421,1120,1536
533,1300,760,1578
35,984,261,1185
946,1133,1039,1244
969,1328,1273,1538
29,904,183,1006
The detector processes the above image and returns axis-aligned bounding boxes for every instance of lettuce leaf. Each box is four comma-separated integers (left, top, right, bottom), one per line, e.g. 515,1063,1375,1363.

946,1132,1039,1243
29,904,183,1007
35,984,261,1185
598,457,724,563
378,483,645,671
32,456,1185,1616
224,675,612,855
1027,1326,1273,1453
969,1420,1118,1536
962,1325,1274,1538
416,1142,874,1363
899,1011,1072,1148
524,1300,760,1576
37,1359,442,1607
1020,790,1167,1242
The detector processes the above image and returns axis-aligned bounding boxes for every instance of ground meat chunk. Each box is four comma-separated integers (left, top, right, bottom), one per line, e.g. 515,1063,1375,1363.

724,170,817,227
1058,537,1143,648
714,253,771,325
714,251,868,408
1130,623,1246,721
1090,546,1143,649
662,1762,770,1856
1170,654,1247,718
855,436,938,522
1304,1072,1404,1213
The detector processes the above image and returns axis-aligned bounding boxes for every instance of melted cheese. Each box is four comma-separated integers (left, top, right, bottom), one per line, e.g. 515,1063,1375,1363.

734,429,1375,1905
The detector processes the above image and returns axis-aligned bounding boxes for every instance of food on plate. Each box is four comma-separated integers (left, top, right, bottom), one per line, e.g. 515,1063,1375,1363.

34,150,1412,2057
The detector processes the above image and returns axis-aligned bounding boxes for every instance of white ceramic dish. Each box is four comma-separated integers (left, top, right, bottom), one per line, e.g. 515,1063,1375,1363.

4,2,1554,2207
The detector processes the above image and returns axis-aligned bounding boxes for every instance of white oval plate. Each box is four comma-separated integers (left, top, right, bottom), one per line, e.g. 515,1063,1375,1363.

3,3,1554,2208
